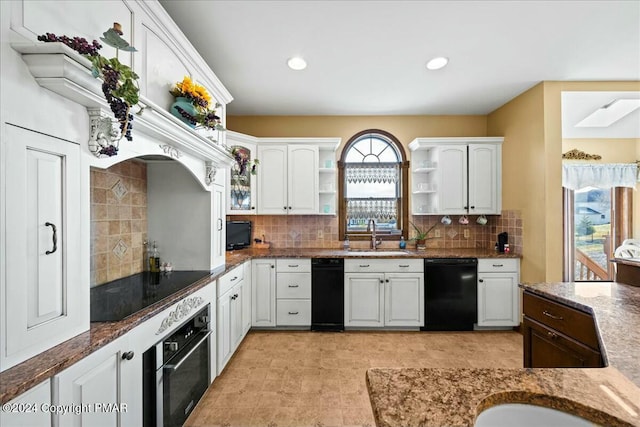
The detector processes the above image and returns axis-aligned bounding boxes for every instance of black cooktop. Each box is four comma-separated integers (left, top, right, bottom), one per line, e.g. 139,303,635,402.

90,271,211,322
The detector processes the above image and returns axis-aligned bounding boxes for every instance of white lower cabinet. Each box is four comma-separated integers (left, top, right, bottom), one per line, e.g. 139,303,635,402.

385,273,424,327
344,259,424,328
477,258,520,327
252,259,277,327
0,380,52,427
276,259,311,327
53,333,138,427
345,273,385,327
217,265,245,374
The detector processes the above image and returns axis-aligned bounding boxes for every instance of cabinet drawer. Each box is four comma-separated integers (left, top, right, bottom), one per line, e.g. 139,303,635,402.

345,258,422,273
478,258,519,273
277,272,311,299
218,264,244,297
276,258,311,273
276,299,311,326
523,292,599,350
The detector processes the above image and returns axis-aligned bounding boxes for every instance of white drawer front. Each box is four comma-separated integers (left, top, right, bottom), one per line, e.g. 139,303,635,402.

345,258,422,273
276,258,311,273
277,272,311,299
478,258,519,273
218,264,244,297
276,299,311,326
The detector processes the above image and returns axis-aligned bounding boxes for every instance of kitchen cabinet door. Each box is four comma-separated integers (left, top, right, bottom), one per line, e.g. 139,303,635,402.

0,380,52,427
231,282,243,348
217,286,233,374
345,273,385,327
2,125,87,372
385,273,424,327
252,259,276,327
437,145,468,214
287,145,319,214
257,145,288,214
242,261,252,335
54,334,137,427
477,272,519,327
468,144,500,214
523,317,602,368
212,180,226,270
227,136,258,214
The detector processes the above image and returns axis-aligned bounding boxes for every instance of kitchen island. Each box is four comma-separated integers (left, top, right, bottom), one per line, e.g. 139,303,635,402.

367,281,640,427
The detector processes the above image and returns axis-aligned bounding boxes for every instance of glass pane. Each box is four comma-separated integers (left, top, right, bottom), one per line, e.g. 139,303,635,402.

346,198,399,232
573,187,612,280
229,146,251,210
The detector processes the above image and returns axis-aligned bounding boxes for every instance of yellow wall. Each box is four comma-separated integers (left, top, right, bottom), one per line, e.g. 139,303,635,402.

227,115,487,153
486,83,547,282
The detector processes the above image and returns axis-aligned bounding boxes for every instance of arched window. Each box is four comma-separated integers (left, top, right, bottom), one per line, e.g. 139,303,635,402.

339,130,408,240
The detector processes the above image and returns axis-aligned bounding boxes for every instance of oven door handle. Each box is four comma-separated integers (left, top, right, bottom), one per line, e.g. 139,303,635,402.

163,330,212,372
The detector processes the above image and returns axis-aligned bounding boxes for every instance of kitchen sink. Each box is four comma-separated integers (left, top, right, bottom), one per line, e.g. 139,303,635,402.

347,251,410,256
474,403,596,427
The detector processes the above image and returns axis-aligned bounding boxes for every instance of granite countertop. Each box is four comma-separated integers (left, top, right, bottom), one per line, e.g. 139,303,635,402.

0,247,518,404
367,281,640,427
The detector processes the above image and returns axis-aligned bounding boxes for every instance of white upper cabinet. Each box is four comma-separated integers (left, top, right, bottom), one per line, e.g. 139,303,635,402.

227,131,259,214
257,142,319,214
1,125,87,372
257,144,289,214
409,138,503,215
468,144,501,214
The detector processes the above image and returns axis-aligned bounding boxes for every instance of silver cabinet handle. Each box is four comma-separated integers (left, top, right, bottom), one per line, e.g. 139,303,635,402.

288,284,299,288
399,264,410,268
543,310,564,321
121,351,134,360
492,264,504,268
288,264,299,267
288,311,299,315
230,276,238,281
45,222,57,255
359,264,370,268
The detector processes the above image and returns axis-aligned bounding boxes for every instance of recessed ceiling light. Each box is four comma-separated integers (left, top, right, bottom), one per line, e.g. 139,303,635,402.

575,99,640,127
426,56,449,70
287,57,307,71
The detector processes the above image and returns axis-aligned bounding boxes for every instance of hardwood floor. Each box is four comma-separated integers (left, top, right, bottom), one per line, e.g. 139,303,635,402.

185,330,523,427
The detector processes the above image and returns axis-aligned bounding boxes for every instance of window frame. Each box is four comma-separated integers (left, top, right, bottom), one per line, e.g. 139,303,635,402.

338,129,409,241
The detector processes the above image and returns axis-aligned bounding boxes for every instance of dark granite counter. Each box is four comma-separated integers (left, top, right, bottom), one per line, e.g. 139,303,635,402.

0,247,519,404
367,281,640,427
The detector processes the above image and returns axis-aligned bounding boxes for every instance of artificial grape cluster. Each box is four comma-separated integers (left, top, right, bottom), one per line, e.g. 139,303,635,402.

175,106,199,126
37,33,101,56
99,145,119,156
102,66,133,141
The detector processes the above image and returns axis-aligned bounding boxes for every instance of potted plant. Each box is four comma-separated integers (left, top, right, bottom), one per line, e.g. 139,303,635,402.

170,76,225,132
409,221,438,250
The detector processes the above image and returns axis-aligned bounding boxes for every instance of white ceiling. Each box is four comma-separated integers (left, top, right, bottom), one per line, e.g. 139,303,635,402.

159,0,640,134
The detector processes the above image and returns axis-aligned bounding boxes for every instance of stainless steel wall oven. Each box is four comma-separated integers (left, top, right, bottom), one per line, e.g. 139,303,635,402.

143,304,211,427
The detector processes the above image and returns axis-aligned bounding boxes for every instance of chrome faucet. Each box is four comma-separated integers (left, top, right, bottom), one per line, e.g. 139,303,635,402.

367,219,382,249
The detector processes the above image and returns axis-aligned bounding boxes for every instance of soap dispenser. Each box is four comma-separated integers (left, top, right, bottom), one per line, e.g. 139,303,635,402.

399,236,406,249
343,236,350,251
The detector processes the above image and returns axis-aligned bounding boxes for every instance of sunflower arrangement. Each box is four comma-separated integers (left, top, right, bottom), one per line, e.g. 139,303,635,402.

170,76,225,131
170,76,212,109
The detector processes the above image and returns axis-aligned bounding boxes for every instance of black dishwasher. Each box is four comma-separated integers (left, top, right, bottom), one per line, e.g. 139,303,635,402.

422,258,478,331
311,258,344,331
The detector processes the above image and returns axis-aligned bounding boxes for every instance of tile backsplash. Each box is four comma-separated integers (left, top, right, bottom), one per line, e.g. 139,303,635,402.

229,210,523,253
90,160,147,287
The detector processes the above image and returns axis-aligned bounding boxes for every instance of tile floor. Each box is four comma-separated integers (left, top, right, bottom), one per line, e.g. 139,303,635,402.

185,330,523,427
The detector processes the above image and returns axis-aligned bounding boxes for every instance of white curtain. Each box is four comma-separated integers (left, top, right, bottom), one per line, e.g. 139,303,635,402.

562,163,638,190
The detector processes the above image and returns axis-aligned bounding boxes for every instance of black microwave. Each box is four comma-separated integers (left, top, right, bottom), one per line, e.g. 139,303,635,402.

226,221,251,250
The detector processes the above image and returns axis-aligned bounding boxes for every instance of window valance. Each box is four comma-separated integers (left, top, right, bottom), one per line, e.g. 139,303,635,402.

562,163,638,190
345,162,399,184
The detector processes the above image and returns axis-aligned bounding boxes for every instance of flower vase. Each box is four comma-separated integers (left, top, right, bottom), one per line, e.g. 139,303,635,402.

171,97,197,128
